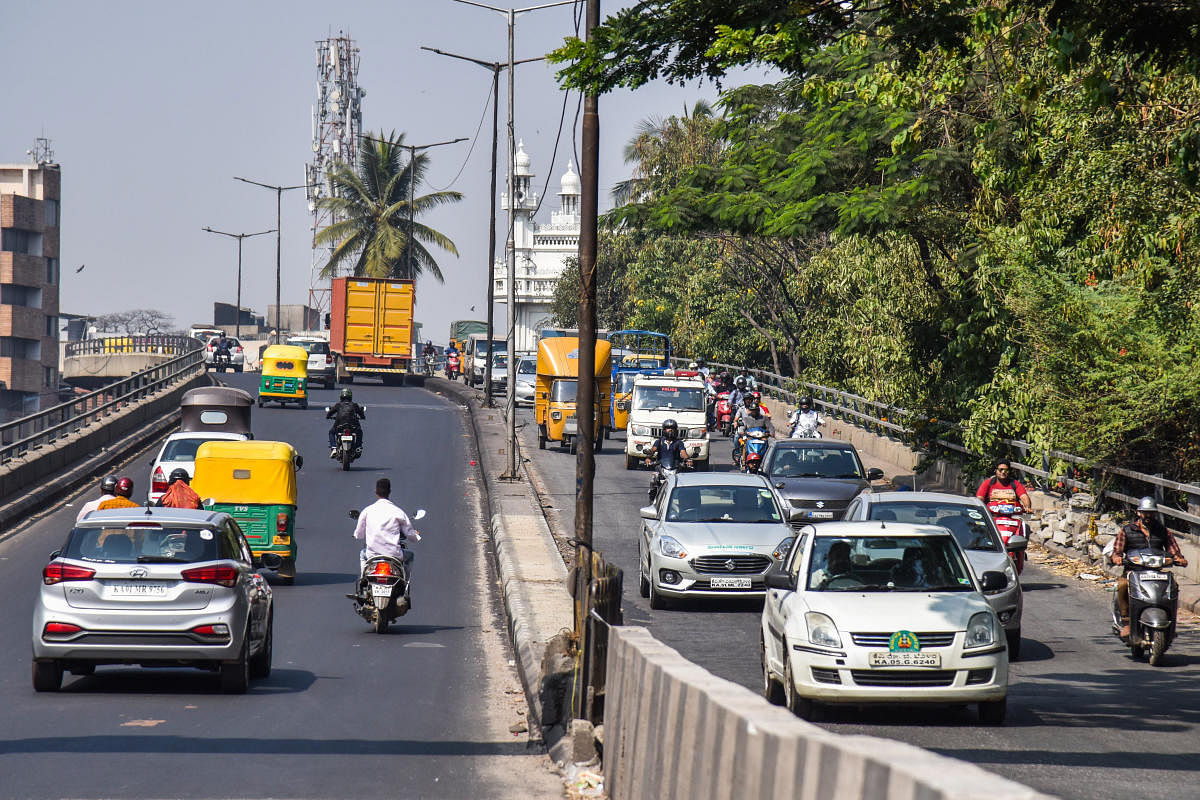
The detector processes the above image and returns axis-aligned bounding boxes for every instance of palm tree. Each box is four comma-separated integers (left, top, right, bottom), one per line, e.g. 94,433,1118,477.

315,132,463,281
612,100,722,205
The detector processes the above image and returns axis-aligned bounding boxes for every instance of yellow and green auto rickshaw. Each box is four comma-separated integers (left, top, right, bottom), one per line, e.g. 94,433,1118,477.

191,440,303,584
535,336,612,454
258,344,310,409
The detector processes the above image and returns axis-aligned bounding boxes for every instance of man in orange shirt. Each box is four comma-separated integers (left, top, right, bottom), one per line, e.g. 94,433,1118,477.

97,477,139,510
157,469,202,509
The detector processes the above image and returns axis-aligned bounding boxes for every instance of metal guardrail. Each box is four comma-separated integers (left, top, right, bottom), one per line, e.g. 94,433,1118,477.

65,335,201,357
672,357,1200,533
577,551,623,725
2,340,205,464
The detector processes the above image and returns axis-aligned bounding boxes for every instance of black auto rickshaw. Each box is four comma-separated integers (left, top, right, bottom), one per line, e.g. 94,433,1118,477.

179,386,254,438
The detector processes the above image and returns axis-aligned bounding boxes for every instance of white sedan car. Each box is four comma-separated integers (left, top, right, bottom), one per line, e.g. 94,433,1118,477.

147,431,248,503
761,521,1009,724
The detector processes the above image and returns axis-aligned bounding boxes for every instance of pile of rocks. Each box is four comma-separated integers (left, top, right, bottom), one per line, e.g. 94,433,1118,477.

1027,492,1122,575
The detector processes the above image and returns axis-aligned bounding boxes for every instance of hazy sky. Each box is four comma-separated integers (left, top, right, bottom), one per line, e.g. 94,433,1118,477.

2,0,771,340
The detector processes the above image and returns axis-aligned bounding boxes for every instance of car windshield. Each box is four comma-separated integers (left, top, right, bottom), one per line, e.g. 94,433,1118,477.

665,485,783,523
869,502,1002,552
633,385,705,412
475,340,506,357
160,437,226,463
768,447,863,479
287,340,328,355
518,358,536,375
492,355,508,368
63,526,229,564
208,337,240,348
806,535,974,592
551,380,577,402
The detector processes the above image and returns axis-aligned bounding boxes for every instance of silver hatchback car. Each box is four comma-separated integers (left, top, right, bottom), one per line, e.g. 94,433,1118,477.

32,508,276,693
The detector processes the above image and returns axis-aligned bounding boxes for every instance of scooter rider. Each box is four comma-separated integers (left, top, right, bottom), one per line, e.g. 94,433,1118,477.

729,374,748,411
975,459,1032,513
788,396,825,438
1112,497,1188,639
733,393,774,461
644,418,693,470
353,477,422,603
327,388,365,458
421,340,436,358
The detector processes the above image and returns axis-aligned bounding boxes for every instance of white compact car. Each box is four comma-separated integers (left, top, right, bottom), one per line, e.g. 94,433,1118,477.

760,521,1009,724
147,431,248,503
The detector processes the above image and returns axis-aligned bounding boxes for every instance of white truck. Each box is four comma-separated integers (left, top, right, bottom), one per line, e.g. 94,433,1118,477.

624,372,710,470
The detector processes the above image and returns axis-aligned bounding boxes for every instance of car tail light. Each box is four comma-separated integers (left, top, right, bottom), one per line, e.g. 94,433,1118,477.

370,561,393,578
276,512,289,533
234,346,243,353
191,623,230,636
43,622,83,635
151,466,168,494
181,565,238,588
43,562,96,585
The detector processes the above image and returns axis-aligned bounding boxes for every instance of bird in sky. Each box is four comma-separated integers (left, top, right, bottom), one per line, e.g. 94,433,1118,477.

75,264,86,273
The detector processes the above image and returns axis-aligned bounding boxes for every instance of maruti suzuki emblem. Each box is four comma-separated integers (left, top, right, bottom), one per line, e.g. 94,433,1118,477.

129,567,149,578
724,559,736,571
816,501,825,509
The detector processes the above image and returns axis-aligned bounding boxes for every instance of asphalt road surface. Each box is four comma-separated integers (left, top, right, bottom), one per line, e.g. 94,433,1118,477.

0,373,561,800
515,402,1200,800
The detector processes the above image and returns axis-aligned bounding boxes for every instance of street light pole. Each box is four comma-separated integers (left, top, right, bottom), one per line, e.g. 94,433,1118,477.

390,137,468,281
420,47,542,407
453,0,577,479
233,177,310,341
202,226,276,340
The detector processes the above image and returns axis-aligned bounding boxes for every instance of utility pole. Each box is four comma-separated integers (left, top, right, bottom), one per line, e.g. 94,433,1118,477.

201,226,275,340
453,0,576,479
233,177,311,340
420,47,542,407
573,0,600,718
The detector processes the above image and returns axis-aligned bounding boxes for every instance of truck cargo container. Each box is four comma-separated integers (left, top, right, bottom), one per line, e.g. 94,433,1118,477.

329,277,416,385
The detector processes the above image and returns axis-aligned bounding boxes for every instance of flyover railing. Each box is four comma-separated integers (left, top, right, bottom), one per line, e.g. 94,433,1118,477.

2,340,205,464
672,357,1200,536
65,334,201,357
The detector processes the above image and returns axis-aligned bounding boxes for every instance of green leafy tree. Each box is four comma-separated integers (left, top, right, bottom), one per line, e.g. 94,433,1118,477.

315,132,463,281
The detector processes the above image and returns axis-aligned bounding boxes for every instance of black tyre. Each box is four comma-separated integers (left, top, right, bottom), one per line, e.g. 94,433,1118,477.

278,558,295,586
1149,628,1168,666
570,439,578,455
626,455,639,471
639,557,650,598
648,575,669,610
538,427,547,450
978,697,1007,725
603,427,610,440
1006,629,1021,662
595,435,603,453
762,635,785,705
220,636,250,694
234,365,243,373
300,400,308,410
32,660,63,692
374,608,389,634
341,447,351,471
249,610,273,679
784,657,817,720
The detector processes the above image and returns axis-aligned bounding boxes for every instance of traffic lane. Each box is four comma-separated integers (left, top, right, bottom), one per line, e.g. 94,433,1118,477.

516,409,1200,799
0,375,557,799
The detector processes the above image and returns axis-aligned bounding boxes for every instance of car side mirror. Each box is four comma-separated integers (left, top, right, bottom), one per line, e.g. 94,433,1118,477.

294,455,304,470
49,550,61,560
979,571,1007,592
765,571,795,591
257,552,283,570
775,481,785,490
867,467,885,481
348,509,360,520
1005,535,1028,553
202,498,216,508
639,505,658,520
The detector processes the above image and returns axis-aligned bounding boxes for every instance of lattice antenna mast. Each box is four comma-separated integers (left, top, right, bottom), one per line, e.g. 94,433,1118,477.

307,34,364,317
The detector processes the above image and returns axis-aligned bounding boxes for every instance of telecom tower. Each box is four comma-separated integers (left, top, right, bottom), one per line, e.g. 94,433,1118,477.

307,34,364,317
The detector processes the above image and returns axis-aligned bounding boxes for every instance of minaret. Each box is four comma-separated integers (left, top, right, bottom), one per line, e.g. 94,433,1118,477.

555,160,581,222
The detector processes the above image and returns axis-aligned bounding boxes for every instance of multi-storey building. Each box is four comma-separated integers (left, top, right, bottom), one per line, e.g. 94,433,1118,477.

0,158,61,419
493,141,581,352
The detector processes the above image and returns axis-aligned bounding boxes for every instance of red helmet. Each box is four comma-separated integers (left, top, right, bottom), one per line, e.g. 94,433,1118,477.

114,477,134,498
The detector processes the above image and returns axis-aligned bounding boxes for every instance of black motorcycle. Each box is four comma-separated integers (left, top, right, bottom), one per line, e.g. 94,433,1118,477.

348,509,425,633
213,348,232,373
1111,546,1179,665
326,406,365,471
647,447,690,503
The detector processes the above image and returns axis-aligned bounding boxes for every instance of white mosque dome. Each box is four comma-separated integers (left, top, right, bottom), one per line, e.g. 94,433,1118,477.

559,160,580,195
514,140,533,176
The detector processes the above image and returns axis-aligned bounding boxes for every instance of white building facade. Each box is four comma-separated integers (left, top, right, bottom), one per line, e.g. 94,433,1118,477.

493,141,580,352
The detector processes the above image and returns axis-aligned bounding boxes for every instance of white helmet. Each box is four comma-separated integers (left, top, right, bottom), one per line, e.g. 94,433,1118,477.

1137,496,1158,513
688,361,698,369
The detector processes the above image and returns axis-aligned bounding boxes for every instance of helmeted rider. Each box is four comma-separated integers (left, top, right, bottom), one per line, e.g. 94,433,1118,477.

729,374,749,410
158,468,202,509
327,388,366,458
1111,496,1188,639
733,392,774,462
422,340,436,358
353,477,423,607
788,396,825,438
645,419,693,501
98,477,139,510
76,475,118,523
215,333,231,358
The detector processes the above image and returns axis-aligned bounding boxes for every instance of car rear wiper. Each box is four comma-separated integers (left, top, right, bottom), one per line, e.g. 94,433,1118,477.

136,555,184,563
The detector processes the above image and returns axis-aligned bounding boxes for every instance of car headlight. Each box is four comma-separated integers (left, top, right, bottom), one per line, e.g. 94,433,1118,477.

658,536,688,559
772,536,794,561
631,424,652,436
965,611,997,649
804,611,842,649
687,427,707,439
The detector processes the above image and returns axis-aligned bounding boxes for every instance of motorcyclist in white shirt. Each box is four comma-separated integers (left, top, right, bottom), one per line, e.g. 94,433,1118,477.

788,396,825,438
353,478,422,601
75,475,118,524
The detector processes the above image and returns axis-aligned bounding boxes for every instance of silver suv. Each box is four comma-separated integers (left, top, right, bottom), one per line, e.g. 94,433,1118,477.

32,508,276,693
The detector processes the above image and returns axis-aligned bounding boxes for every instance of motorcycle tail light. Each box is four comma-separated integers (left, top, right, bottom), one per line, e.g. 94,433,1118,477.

276,512,289,533
43,562,96,585
371,561,393,578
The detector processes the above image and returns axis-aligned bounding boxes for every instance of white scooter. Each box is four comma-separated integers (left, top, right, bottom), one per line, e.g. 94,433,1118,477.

347,508,425,634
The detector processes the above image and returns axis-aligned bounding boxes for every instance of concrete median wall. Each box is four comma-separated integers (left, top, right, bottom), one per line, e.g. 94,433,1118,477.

604,626,1052,800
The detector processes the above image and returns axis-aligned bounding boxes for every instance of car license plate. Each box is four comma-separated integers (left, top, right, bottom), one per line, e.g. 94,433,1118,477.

869,652,940,668
711,577,752,589
109,582,168,597
808,511,835,519
370,584,392,598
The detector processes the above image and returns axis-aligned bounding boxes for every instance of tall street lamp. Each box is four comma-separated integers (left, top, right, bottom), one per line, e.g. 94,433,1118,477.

420,46,542,406
391,137,469,281
233,177,311,341
201,226,275,340
452,0,578,479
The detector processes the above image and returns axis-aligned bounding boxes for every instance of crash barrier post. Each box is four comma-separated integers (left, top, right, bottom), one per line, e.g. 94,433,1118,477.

604,626,1052,800
674,357,1200,542
1,339,205,465
578,551,623,724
